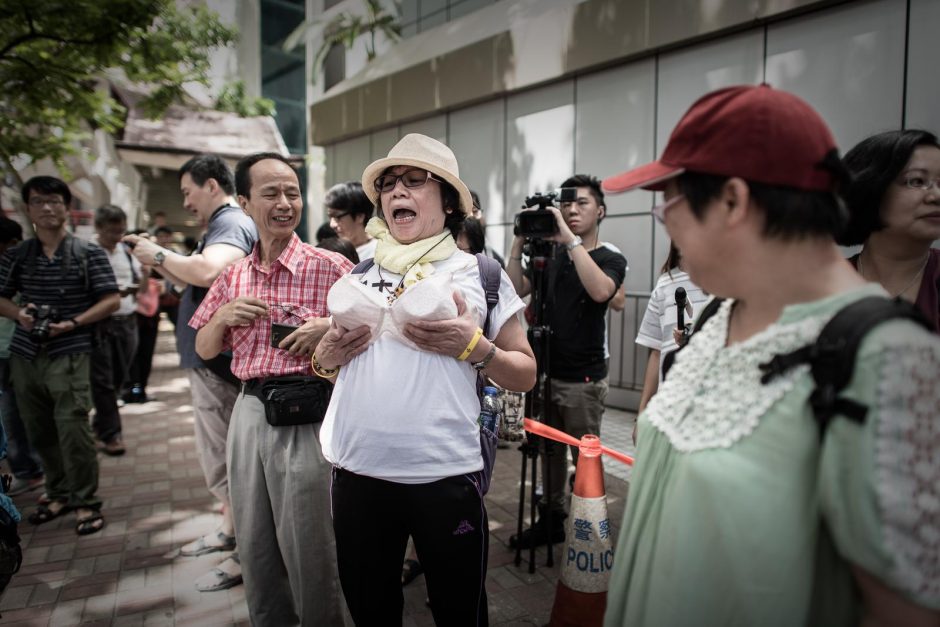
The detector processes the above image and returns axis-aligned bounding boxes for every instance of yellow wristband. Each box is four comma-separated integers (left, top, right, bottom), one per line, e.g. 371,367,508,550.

311,353,339,379
457,327,484,361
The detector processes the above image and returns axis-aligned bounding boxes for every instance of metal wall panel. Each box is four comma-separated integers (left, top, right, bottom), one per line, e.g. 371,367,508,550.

905,0,940,132
766,0,906,151
575,61,657,291
449,99,507,255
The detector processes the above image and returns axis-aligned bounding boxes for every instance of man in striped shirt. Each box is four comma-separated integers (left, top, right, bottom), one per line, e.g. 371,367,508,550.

0,176,119,536
191,153,351,625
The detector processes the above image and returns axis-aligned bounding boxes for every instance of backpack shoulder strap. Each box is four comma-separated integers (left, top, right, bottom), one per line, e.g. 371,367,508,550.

19,238,39,279
352,258,375,274
692,297,724,333
760,296,930,433
475,253,501,336
69,235,90,290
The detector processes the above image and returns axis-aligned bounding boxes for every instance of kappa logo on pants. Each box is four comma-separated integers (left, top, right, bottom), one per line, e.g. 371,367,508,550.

453,520,475,535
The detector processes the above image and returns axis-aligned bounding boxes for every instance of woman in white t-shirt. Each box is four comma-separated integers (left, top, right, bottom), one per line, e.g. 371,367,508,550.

313,134,536,625
635,243,709,416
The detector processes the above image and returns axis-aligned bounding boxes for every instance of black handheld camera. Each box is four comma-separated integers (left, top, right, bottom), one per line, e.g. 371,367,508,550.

513,187,577,239
27,304,59,342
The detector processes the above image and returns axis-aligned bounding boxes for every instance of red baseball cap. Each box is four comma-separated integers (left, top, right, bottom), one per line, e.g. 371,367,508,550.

602,84,839,194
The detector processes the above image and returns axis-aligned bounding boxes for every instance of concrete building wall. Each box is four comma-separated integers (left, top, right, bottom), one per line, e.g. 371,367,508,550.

313,0,939,408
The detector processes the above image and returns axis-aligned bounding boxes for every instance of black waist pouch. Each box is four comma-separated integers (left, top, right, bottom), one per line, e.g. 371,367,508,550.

260,376,332,427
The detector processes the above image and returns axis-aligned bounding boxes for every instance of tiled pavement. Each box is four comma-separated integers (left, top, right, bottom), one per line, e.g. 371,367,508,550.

0,322,637,626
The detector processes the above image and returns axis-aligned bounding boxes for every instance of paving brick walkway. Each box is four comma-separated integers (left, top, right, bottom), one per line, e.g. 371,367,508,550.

1,322,636,626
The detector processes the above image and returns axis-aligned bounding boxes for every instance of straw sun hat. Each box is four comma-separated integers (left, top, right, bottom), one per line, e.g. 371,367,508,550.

361,133,474,217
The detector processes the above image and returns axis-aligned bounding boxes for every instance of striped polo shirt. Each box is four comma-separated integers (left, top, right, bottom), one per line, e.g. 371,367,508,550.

0,236,118,358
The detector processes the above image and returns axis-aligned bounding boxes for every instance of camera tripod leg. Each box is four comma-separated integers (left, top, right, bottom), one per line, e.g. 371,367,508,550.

544,440,555,568
528,451,538,574
514,450,528,568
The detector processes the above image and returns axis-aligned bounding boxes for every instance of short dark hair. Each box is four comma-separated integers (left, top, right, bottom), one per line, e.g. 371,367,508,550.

325,181,373,221
376,177,466,238
457,217,486,254
153,226,174,237
839,129,940,246
235,152,295,198
316,237,360,264
22,176,71,205
0,216,23,244
470,190,482,214
677,171,847,241
94,204,127,227
316,221,337,242
561,174,605,209
179,154,235,195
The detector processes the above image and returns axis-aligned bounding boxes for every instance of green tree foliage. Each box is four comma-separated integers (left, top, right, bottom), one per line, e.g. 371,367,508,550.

284,0,401,84
0,0,237,177
215,80,276,118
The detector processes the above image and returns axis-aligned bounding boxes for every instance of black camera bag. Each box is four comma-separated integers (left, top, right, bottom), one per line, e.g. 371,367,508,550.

260,376,332,427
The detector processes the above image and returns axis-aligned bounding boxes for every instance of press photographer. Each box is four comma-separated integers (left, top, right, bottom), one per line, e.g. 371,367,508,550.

506,174,627,548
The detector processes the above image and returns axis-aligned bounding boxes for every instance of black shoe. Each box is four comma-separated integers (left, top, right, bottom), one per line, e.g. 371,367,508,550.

509,511,566,549
122,386,148,404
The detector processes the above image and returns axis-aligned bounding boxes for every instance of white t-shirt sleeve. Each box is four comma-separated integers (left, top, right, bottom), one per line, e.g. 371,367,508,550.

636,285,664,350
484,271,525,340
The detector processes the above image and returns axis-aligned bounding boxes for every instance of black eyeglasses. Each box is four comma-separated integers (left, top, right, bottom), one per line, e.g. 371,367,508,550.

374,168,444,193
28,197,66,208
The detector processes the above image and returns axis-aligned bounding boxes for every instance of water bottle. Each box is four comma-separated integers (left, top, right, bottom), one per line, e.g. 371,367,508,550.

478,386,501,435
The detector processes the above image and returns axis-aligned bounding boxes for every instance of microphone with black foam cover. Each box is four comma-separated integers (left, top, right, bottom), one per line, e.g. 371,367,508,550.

675,287,687,331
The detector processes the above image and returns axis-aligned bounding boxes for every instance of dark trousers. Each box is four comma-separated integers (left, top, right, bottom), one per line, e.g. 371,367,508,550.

127,312,159,393
10,352,99,509
0,358,42,479
331,468,489,627
90,316,138,443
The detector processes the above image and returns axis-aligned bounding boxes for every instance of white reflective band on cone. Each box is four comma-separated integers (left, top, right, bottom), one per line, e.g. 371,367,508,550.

560,495,613,593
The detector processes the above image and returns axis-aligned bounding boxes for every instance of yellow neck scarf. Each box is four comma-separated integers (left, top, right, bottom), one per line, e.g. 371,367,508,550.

365,217,457,287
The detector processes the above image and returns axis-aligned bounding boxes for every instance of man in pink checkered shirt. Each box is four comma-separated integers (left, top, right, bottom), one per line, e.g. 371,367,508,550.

190,153,355,626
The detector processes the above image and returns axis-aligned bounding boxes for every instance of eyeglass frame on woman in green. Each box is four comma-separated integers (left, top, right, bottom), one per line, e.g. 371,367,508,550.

652,193,685,223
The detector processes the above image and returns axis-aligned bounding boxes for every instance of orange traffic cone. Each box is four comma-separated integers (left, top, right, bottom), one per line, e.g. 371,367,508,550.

548,434,612,627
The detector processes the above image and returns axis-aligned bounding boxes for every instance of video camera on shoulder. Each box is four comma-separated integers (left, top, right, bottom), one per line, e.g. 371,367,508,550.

513,187,577,239
27,304,59,342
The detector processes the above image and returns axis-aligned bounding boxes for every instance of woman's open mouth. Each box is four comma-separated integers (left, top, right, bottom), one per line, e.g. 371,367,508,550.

392,208,416,224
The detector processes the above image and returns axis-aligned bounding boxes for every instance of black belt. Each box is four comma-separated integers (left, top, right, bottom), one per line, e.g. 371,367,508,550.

242,378,266,398
110,314,136,322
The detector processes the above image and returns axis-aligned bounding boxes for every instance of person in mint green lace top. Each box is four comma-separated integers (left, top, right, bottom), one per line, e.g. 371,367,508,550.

601,85,939,626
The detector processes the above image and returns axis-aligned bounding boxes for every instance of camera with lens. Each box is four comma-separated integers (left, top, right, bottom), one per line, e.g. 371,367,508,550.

513,187,577,239
27,304,59,342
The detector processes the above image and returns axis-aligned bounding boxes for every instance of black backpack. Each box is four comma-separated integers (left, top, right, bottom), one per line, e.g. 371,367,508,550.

662,296,930,433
